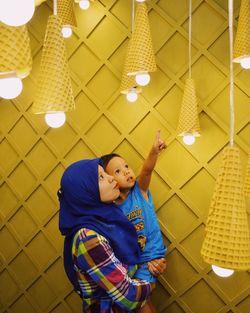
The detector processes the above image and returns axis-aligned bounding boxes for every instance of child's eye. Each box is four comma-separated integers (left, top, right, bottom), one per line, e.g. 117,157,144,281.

115,169,120,174
125,164,129,168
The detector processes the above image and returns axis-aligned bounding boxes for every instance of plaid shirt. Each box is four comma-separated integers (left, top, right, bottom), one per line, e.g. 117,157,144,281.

72,228,151,313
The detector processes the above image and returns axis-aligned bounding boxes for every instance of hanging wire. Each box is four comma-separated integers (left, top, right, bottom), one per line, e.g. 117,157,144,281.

228,0,235,146
188,0,192,79
53,0,57,15
132,0,135,32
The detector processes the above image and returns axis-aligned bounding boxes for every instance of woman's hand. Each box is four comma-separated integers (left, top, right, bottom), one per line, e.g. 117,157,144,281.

148,258,167,277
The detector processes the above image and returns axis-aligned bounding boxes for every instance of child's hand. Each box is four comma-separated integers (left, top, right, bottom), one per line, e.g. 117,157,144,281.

153,130,167,155
148,258,167,277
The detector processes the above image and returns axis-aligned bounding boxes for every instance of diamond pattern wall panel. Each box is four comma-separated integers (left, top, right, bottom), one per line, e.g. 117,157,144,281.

0,1,249,312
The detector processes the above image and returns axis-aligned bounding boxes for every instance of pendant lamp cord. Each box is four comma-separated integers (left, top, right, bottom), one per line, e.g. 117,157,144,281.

228,0,235,146
53,0,57,15
132,0,135,32
188,0,192,79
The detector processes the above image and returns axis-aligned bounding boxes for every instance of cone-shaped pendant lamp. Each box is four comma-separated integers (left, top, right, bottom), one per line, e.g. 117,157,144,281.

201,0,250,276
233,0,250,69
120,39,142,102
126,2,156,86
177,0,200,145
32,14,75,114
244,150,250,197
0,23,32,79
201,146,250,270
177,78,200,137
58,0,77,38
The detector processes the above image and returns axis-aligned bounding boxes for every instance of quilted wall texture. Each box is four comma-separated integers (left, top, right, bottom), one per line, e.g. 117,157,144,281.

0,1,250,312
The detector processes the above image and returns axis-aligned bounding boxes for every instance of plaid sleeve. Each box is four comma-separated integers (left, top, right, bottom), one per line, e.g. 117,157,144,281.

74,229,151,311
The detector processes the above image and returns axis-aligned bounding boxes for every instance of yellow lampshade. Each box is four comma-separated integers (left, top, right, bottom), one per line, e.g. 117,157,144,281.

58,0,77,30
120,40,142,96
177,78,200,137
32,14,75,114
125,2,156,77
233,0,250,67
244,150,250,198
201,146,250,271
0,22,32,79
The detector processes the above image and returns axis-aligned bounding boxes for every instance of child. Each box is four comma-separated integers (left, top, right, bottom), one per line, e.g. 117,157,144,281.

101,130,167,313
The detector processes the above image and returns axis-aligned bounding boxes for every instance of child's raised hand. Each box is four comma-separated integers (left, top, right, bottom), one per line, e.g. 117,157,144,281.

153,130,167,154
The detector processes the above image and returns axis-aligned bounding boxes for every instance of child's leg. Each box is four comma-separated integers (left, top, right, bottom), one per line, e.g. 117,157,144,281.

140,299,157,313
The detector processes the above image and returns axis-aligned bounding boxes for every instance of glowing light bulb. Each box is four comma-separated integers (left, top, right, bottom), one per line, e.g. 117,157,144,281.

0,0,35,26
62,26,72,38
212,265,234,278
126,89,138,102
0,77,23,99
135,73,150,86
45,112,66,128
182,134,196,145
79,0,90,10
240,57,250,69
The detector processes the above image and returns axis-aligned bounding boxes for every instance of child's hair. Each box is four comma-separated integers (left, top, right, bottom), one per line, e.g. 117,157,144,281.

101,153,120,170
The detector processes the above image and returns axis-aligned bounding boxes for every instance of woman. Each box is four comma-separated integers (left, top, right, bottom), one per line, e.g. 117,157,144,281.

59,158,152,312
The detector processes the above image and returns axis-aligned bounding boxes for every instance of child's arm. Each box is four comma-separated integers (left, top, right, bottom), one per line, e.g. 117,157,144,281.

138,130,166,194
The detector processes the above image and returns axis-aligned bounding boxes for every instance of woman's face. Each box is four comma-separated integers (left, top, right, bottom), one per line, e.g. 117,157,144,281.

98,165,120,203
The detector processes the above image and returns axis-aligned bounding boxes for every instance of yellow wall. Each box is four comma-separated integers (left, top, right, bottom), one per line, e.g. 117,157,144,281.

0,1,250,312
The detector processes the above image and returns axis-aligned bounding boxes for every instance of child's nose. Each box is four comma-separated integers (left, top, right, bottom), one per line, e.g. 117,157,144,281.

107,174,114,182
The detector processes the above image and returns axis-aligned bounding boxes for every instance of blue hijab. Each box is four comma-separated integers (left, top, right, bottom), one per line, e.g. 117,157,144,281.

59,158,140,291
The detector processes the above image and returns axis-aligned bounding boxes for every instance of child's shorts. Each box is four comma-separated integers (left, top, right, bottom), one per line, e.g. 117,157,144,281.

134,262,157,283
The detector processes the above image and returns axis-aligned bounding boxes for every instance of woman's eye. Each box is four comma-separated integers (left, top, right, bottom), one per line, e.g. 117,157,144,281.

99,175,104,181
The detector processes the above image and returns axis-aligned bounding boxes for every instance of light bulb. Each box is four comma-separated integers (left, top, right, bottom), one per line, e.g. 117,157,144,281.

45,112,66,128
79,0,90,10
126,89,138,103
240,57,250,69
0,0,35,26
62,27,72,38
135,73,150,86
212,265,234,278
0,77,23,99
182,134,196,145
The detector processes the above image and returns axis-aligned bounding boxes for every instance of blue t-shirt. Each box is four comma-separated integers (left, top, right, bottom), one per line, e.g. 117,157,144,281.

118,182,166,263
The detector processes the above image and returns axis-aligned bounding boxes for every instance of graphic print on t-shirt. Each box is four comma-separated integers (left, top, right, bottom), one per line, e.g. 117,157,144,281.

126,205,146,251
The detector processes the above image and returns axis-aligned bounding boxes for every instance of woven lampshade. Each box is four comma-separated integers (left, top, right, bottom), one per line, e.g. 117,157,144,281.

0,23,32,79
177,78,200,136
244,150,250,198
126,2,156,76
201,146,250,270
120,40,142,95
32,15,75,114
233,0,250,63
58,0,77,29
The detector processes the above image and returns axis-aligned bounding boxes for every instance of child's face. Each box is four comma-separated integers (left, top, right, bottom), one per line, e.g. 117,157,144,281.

98,165,120,203
105,157,136,190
